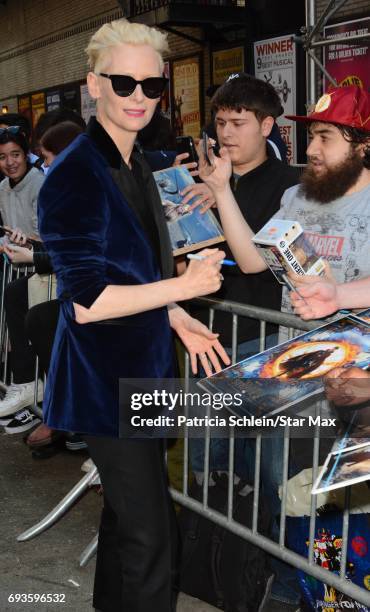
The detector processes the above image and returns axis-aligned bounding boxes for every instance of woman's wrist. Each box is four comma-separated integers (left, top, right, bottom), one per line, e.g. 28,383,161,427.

171,275,192,302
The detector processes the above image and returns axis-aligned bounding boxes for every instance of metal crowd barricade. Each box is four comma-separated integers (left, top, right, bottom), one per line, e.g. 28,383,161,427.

171,296,370,608
11,285,370,606
0,259,44,419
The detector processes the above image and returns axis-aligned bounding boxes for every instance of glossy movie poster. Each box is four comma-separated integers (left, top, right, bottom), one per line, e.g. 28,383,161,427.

153,166,224,256
324,17,370,91
199,316,370,418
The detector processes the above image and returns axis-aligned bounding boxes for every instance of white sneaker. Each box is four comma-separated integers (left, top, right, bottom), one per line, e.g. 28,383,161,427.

0,381,44,417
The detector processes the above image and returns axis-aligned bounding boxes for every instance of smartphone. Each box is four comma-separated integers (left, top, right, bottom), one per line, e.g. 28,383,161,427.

202,131,221,165
202,131,212,166
0,225,12,238
175,136,198,164
0,226,33,249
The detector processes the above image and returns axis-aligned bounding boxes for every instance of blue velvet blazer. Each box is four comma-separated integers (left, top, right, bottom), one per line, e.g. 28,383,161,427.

38,127,175,437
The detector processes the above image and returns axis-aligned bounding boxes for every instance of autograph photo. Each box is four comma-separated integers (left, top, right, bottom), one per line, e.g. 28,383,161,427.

153,166,224,255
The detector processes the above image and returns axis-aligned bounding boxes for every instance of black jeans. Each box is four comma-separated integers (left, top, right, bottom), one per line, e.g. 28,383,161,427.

25,299,60,375
4,276,60,382
84,435,179,612
4,275,35,383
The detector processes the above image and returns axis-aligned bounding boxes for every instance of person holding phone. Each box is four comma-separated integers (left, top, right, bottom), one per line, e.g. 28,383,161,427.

38,19,229,612
0,128,45,427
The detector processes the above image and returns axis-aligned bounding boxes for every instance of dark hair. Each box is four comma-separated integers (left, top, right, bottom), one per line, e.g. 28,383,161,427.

336,124,370,170
211,74,283,121
40,121,84,156
34,108,86,144
138,107,177,151
0,130,29,155
0,113,31,141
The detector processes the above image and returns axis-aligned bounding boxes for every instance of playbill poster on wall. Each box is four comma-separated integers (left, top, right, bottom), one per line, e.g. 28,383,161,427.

198,314,370,418
253,34,297,163
153,166,224,256
324,16,370,91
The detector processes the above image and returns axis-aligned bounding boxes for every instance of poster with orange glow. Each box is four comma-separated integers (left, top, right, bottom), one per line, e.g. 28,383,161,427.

199,315,370,418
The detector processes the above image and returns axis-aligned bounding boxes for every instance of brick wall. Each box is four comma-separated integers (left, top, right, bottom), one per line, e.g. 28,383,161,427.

0,1,367,121
0,0,211,124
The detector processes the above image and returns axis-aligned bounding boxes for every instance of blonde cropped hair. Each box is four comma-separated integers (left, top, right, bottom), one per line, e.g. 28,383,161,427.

86,19,169,74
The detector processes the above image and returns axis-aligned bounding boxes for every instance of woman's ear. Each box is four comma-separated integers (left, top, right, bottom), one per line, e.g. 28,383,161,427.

87,72,100,100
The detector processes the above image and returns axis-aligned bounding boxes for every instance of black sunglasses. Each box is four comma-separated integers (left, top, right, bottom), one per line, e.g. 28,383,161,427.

99,73,168,99
0,125,22,136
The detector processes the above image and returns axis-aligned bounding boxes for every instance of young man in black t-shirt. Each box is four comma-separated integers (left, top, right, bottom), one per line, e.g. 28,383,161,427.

189,73,300,349
189,74,301,611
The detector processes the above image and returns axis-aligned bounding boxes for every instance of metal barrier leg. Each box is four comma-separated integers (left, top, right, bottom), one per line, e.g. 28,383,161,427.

79,533,99,567
17,464,99,542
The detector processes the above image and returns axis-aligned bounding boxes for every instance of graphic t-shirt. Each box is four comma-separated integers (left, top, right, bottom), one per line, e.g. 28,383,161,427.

273,182,370,339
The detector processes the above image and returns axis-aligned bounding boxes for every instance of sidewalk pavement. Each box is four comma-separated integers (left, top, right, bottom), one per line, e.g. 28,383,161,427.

0,431,217,611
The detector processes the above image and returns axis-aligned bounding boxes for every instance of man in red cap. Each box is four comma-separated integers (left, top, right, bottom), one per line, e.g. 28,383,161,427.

199,85,370,329
198,85,370,612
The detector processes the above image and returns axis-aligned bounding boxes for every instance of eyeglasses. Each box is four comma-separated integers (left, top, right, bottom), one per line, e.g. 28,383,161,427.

0,126,22,136
99,73,168,99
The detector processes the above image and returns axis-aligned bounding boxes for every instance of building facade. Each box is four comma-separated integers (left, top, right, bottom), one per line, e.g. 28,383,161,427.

0,0,368,147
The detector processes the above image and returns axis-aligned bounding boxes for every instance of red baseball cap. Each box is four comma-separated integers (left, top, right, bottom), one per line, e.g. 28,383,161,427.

285,85,370,133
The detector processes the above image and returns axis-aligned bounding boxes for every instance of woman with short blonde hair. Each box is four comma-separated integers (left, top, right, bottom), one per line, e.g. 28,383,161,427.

38,18,227,612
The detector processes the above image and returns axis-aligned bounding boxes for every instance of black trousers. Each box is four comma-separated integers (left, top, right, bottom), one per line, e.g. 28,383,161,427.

84,435,179,612
4,276,60,382
4,276,35,383
25,299,60,376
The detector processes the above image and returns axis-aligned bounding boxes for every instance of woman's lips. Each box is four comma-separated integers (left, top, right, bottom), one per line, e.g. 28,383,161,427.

124,109,146,117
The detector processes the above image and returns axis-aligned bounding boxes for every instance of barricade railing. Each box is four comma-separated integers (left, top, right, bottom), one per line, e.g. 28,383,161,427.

0,260,45,419
3,262,369,606
171,296,370,607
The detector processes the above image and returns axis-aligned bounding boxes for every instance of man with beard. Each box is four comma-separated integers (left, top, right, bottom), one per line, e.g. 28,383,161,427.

199,85,370,331
198,84,370,612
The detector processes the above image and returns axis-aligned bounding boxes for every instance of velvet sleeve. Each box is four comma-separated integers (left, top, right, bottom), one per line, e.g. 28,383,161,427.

38,158,109,308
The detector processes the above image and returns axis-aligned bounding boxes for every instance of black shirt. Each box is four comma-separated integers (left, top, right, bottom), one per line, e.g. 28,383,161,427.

191,151,301,345
86,117,173,280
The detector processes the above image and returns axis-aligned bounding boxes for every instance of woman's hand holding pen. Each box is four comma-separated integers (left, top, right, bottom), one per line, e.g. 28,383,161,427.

181,248,225,299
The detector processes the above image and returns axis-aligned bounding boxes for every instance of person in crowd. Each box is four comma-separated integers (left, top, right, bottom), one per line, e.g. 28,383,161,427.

190,73,300,353
290,272,370,321
199,84,370,327
0,128,43,237
39,120,85,166
204,75,289,162
0,120,84,438
137,104,178,170
289,263,370,414
197,83,370,612
0,113,43,171
38,18,229,612
188,73,301,611
0,128,44,429
33,108,86,156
